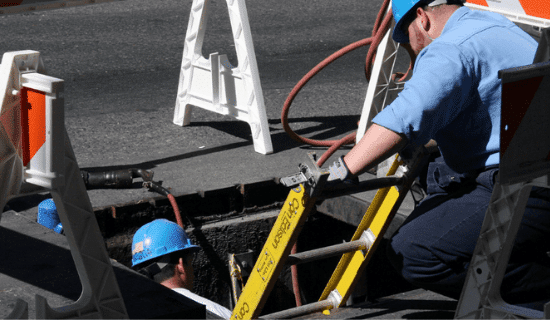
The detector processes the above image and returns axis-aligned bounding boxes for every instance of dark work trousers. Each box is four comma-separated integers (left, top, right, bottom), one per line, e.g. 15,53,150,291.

386,157,550,307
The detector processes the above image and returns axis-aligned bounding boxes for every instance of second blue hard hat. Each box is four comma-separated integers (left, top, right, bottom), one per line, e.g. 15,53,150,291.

38,198,63,234
131,219,200,267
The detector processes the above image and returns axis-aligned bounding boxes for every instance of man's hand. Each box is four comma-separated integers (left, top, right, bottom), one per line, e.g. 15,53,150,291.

328,156,352,181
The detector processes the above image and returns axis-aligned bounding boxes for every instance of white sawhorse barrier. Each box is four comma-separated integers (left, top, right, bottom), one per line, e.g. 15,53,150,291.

456,176,550,319
356,5,406,145
173,0,273,155
0,50,128,319
456,59,550,319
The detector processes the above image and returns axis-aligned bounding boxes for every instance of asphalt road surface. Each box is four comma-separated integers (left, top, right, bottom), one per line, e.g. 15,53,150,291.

0,0,418,210
1,0,412,159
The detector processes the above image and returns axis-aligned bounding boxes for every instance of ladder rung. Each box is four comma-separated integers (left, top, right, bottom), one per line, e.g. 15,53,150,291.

260,298,333,319
286,239,367,266
320,175,404,199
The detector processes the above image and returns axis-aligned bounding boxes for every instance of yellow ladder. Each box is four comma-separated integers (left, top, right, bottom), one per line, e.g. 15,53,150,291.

231,148,430,319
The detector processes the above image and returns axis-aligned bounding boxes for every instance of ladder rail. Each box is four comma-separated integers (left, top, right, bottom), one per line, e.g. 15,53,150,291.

259,154,423,319
230,184,318,320
230,149,430,319
319,148,431,307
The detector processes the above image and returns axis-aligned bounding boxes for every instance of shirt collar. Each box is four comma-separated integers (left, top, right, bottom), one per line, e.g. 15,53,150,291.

440,6,471,37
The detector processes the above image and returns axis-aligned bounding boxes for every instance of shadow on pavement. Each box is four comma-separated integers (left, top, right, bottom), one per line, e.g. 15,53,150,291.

78,114,359,174
347,299,457,319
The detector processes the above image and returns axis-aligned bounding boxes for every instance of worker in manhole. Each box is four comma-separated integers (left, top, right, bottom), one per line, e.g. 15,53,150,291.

131,219,232,318
328,0,550,310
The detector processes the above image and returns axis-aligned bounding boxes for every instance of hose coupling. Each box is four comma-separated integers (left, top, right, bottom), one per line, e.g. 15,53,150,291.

81,168,154,189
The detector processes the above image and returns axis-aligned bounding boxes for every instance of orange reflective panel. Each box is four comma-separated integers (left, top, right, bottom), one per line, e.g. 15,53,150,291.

21,87,46,166
519,0,550,20
466,0,489,7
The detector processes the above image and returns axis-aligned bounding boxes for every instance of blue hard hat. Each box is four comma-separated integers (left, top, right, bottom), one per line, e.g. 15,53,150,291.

131,219,200,267
38,199,62,232
392,0,464,43
392,0,426,43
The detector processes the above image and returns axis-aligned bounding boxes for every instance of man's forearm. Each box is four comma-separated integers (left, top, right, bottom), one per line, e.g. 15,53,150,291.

343,123,408,176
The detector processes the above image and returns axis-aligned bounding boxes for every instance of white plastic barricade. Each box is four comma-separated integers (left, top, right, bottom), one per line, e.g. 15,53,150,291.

455,60,550,319
0,50,128,319
356,5,406,144
465,0,550,29
356,5,409,177
173,0,273,155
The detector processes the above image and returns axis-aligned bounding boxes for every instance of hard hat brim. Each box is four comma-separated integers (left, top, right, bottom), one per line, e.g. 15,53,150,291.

393,4,419,44
132,245,201,268
392,26,411,44
180,245,201,254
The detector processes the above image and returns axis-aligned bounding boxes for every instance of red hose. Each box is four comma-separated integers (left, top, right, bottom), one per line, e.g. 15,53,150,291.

281,37,373,149
372,0,390,38
317,132,356,167
280,0,398,168
283,0,416,306
168,193,184,229
291,242,302,307
365,7,394,81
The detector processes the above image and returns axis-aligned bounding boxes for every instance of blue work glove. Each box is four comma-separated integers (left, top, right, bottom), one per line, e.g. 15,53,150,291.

328,156,352,181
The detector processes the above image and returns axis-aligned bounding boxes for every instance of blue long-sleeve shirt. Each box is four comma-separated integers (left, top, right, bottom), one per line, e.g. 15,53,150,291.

372,7,537,173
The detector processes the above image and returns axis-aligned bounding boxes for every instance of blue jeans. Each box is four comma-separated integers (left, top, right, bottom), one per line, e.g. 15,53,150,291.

386,158,550,306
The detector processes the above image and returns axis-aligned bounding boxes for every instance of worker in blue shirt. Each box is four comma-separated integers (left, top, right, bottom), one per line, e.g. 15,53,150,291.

329,0,550,308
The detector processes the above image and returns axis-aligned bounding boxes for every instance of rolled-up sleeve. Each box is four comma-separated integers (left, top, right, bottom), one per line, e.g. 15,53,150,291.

373,42,475,147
